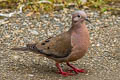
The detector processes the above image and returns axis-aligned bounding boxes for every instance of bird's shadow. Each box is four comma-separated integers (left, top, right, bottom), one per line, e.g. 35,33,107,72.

13,62,57,75
10,61,84,78
8,54,89,78
29,63,57,74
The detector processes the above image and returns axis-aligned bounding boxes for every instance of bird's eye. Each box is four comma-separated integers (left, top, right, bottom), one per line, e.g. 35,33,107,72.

77,15,81,18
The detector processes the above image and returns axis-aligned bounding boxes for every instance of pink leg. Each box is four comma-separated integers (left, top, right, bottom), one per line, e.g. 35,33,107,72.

66,62,86,74
56,63,73,76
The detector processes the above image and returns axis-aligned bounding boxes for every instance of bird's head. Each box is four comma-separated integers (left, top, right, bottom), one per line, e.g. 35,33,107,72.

72,10,91,24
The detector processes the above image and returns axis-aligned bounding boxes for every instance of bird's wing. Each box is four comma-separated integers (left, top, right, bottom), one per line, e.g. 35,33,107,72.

27,32,72,58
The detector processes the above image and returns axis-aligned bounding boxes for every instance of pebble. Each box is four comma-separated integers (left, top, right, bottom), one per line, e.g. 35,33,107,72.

12,55,20,60
28,74,34,77
29,30,39,35
5,35,11,38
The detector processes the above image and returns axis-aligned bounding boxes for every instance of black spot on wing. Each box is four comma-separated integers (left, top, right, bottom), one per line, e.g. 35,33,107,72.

41,43,45,45
45,39,50,42
47,47,50,49
41,39,50,45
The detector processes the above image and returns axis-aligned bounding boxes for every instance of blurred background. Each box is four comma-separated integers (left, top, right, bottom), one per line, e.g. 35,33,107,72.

0,0,119,14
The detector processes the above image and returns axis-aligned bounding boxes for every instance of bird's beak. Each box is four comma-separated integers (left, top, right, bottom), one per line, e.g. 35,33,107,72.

85,18,91,23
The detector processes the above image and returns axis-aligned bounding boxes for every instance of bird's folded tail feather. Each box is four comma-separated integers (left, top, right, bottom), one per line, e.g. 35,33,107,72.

11,43,37,51
11,47,29,51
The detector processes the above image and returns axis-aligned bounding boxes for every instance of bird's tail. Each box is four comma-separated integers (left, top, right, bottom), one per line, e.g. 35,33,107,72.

11,43,37,51
11,46,29,51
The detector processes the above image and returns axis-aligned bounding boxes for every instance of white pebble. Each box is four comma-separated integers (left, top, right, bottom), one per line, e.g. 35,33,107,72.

29,30,39,35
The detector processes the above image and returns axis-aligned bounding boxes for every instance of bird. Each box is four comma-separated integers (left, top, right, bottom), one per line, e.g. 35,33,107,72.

11,10,91,76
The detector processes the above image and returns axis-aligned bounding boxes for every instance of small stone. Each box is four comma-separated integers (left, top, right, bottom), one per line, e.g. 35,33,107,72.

28,74,34,77
29,30,39,35
5,35,10,38
47,31,53,36
92,44,95,46
54,18,60,22
13,55,20,60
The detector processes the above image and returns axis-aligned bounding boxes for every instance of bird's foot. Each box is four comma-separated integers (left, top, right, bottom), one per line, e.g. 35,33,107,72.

57,71,73,76
56,63,73,76
68,68,86,74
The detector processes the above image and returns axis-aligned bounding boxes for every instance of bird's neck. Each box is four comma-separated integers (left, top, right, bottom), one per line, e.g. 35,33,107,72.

69,22,86,32
69,22,89,43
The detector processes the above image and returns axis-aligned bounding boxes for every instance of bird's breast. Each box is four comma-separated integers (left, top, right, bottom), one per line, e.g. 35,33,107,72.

71,27,90,50
68,27,90,61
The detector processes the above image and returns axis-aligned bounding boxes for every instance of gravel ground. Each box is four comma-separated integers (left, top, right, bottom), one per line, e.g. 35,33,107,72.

0,8,120,80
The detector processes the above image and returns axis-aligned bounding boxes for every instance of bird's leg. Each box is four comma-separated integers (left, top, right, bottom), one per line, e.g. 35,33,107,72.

56,63,73,76
66,62,86,74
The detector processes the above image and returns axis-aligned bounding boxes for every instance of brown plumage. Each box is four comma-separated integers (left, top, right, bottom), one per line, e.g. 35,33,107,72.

11,10,91,76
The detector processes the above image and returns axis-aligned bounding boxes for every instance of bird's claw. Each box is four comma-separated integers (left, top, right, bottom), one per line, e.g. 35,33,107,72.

57,71,73,76
68,69,86,74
